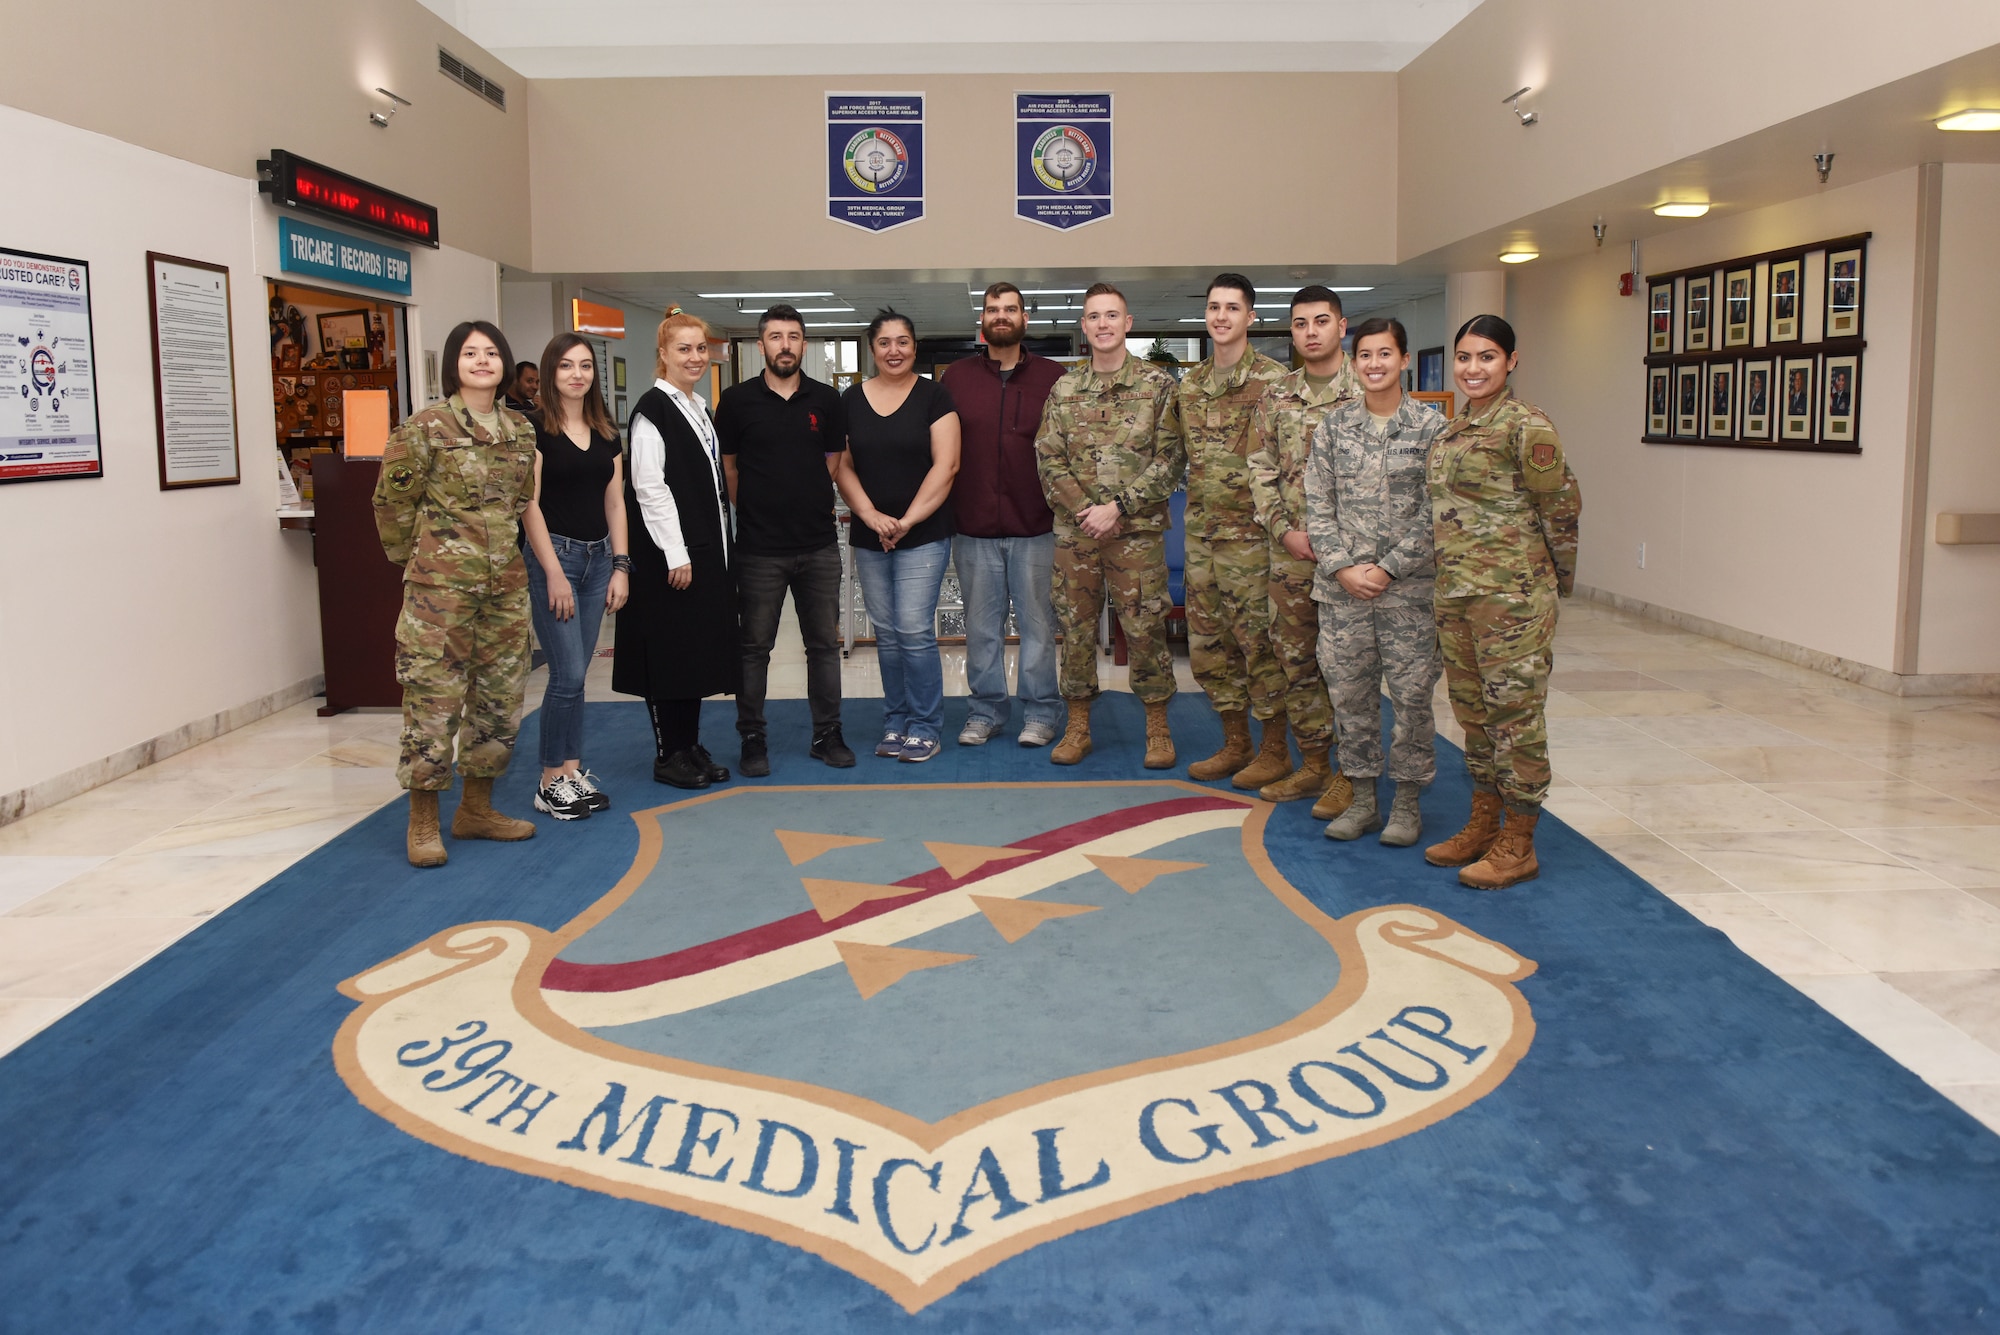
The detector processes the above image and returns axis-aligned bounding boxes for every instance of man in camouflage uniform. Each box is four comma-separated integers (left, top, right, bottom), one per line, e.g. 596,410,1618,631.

1034,282,1184,768
1177,273,1292,790
1248,284,1361,815
1305,319,1447,847
374,325,540,867
1423,348,1582,890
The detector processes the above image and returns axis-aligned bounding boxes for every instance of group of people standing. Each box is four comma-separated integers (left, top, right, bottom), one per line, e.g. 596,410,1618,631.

369,276,1578,893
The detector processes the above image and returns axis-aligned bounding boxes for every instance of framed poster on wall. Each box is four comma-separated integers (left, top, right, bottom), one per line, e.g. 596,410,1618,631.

0,246,102,483
147,252,241,489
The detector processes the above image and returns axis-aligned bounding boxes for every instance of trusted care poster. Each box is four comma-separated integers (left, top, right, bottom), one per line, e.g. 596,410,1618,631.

1017,93,1113,230
827,93,925,232
0,246,101,482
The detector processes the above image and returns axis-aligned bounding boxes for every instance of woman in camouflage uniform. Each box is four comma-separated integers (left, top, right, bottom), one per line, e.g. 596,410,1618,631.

373,321,541,868
1423,315,1580,891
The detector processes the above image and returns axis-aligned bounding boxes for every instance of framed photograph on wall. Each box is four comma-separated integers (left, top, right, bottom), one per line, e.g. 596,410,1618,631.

1723,268,1753,347
1741,359,1774,440
1779,357,1815,441
1674,364,1702,438
1705,361,1736,439
1769,258,1803,342
1825,248,1864,338
1416,346,1444,392
1646,365,1671,437
1821,354,1860,446
1684,275,1713,352
1648,283,1674,353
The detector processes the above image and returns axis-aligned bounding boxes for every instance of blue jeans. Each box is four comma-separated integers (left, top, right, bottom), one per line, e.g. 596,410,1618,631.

526,533,612,768
952,532,1060,731
853,539,949,742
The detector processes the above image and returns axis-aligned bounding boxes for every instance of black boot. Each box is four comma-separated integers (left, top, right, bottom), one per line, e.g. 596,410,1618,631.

739,734,770,778
811,725,857,768
654,749,711,789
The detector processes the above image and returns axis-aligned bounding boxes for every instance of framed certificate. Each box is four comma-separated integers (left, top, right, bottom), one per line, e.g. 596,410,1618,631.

147,252,240,489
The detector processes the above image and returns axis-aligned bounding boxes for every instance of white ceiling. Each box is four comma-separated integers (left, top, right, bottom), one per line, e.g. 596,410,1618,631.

418,1,1486,78
544,267,1445,342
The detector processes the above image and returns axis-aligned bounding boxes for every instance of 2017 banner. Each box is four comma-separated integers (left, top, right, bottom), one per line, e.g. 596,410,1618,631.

1017,94,1112,231
828,93,925,232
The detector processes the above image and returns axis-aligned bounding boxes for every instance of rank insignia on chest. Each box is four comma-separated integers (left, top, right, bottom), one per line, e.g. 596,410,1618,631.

387,463,417,492
1528,441,1557,472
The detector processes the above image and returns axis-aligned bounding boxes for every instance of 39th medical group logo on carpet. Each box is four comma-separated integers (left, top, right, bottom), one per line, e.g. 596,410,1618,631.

335,782,1536,1311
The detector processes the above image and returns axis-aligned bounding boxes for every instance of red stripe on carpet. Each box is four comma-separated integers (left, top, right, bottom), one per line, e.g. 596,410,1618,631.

541,794,1240,994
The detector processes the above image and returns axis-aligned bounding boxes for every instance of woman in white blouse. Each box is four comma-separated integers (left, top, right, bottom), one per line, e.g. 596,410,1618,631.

611,313,740,789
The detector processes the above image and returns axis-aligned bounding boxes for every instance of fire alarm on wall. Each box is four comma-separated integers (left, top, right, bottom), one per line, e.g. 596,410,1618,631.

1619,272,1635,296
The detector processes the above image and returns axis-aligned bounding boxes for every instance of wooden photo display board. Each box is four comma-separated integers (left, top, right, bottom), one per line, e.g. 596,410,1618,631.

1641,232,1867,453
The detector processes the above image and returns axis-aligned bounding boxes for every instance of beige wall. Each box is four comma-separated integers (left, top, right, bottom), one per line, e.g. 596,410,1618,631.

1917,163,2000,675
0,108,324,804
0,0,532,267
527,73,1398,275
1508,169,1919,671
1397,0,2000,262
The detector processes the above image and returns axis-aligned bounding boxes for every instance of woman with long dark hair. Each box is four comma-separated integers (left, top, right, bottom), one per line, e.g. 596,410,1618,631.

520,333,629,820
833,309,961,762
1423,314,1581,890
373,319,540,867
614,313,739,788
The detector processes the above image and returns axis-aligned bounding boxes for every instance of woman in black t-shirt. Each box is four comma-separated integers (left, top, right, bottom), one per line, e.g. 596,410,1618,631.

833,309,960,763
522,333,629,820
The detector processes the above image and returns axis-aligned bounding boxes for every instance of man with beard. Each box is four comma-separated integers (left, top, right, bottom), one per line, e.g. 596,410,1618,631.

938,282,1069,746
716,304,855,775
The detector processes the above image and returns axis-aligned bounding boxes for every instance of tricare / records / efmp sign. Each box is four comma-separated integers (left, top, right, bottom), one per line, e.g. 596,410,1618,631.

279,217,411,297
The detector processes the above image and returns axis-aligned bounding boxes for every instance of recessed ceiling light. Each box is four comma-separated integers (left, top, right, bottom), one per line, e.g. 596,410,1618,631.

1498,249,1539,264
697,290,835,299
791,307,856,314
1653,202,1710,218
804,321,867,329
1937,109,2000,131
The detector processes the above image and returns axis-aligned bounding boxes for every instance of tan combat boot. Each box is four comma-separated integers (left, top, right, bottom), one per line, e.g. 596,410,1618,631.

1188,710,1253,780
451,776,537,841
1311,771,1355,819
1051,699,1094,766
1424,789,1504,867
1231,712,1295,791
407,789,448,868
1259,739,1330,802
1142,699,1176,770
1459,807,1541,890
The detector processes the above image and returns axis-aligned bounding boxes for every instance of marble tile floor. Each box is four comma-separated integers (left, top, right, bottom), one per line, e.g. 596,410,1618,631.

3,601,1998,1138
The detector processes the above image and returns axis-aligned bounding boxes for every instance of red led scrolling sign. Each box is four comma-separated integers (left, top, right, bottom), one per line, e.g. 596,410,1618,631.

258,150,441,249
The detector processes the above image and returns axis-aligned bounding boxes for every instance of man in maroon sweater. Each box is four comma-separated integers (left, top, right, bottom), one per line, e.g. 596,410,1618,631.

940,282,1068,747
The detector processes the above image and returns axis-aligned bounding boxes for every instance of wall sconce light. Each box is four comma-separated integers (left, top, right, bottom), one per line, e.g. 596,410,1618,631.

1592,217,1607,247
369,88,411,129
1498,249,1539,264
1936,109,2000,131
1813,152,1835,184
1653,202,1710,218
1502,87,1539,126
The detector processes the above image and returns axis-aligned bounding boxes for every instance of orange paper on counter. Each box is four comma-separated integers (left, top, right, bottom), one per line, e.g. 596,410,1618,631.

343,390,391,458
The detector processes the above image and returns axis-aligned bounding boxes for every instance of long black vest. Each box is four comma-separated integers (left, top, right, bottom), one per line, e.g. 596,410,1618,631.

611,387,740,701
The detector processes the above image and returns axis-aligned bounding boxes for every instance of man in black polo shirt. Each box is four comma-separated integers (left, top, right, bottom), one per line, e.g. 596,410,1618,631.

717,305,854,774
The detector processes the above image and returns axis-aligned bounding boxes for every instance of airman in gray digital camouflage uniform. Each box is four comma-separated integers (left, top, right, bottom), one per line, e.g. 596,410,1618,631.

1305,367,1446,848
374,376,540,867
1035,283,1184,770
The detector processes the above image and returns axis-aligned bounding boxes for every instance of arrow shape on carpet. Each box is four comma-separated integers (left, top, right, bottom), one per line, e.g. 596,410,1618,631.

969,894,1099,943
834,940,977,1000
775,829,883,867
1085,854,1206,894
801,878,915,922
925,841,1037,879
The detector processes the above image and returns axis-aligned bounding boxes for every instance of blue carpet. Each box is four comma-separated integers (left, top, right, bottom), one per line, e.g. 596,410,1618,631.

1,695,1997,1333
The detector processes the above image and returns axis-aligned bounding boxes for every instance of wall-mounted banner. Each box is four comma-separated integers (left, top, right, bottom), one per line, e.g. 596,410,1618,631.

1017,93,1113,231
0,246,102,483
278,216,412,297
828,93,925,232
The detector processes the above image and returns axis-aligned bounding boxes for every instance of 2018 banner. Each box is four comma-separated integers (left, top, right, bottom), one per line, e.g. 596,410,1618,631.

828,93,925,232
1017,94,1112,231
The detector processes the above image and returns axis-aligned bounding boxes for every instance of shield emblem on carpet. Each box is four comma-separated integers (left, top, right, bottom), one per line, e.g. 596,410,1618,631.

336,780,1537,1311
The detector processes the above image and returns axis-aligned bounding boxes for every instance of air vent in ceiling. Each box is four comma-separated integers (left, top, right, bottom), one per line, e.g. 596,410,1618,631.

438,47,506,111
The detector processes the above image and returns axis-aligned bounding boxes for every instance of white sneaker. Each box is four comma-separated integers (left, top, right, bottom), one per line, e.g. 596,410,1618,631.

1017,720,1057,747
958,718,1001,746
534,776,593,821
570,770,611,812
